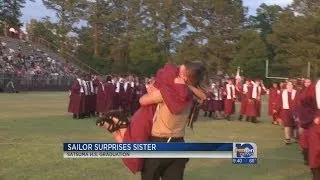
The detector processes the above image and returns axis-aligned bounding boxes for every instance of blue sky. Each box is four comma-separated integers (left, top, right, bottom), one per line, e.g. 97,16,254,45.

21,0,293,25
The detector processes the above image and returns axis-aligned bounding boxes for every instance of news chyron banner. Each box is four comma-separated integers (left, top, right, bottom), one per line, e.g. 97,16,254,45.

63,142,257,165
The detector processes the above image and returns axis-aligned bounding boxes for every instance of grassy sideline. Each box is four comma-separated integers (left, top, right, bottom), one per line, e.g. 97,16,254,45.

0,92,312,180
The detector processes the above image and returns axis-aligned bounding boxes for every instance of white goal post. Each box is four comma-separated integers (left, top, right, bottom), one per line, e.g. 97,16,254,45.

265,60,311,80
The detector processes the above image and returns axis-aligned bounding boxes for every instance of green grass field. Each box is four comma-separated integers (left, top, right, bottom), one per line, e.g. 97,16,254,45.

0,92,312,180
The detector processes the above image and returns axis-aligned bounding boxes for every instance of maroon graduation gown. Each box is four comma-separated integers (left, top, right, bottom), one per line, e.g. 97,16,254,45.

125,83,134,115
224,85,235,116
131,84,147,114
119,83,127,110
81,81,88,114
96,82,105,113
297,86,315,149
85,82,90,113
92,79,100,112
276,90,300,127
216,87,225,111
121,64,193,174
213,87,223,111
255,87,266,117
309,121,320,168
309,109,320,169
201,91,211,112
207,92,215,112
239,86,247,116
298,84,320,168
104,82,115,114
113,83,120,110
68,79,82,114
269,88,280,116
246,85,259,117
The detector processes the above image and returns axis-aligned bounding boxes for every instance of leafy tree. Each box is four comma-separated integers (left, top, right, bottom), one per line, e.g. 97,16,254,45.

184,0,247,73
83,0,116,58
129,28,164,76
248,3,283,40
143,0,186,62
26,17,58,44
230,29,268,78
292,0,320,15
248,3,284,65
42,0,85,54
0,0,34,33
267,10,320,78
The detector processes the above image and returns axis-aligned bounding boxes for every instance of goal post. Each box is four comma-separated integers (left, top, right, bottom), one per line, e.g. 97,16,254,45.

265,60,289,80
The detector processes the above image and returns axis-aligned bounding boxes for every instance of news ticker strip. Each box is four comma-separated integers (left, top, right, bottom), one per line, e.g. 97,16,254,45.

63,151,231,158
63,142,233,151
63,142,257,164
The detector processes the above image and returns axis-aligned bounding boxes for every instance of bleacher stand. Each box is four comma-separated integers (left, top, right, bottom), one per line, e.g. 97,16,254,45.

0,37,80,92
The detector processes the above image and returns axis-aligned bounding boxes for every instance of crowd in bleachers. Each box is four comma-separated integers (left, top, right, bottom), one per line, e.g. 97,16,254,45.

0,37,81,91
0,39,78,77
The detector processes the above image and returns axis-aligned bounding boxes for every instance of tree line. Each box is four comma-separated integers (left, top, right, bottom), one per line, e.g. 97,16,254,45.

1,0,320,79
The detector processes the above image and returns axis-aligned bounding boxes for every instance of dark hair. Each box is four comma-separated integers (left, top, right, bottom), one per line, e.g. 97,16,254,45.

106,75,112,82
184,61,206,87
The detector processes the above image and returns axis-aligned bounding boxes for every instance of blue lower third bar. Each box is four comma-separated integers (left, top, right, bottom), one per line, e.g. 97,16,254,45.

232,158,257,164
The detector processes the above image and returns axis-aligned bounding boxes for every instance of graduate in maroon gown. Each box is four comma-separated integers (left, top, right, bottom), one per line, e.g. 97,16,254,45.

117,78,126,112
131,78,147,114
104,76,115,114
208,83,217,119
269,82,281,125
68,75,84,119
238,79,250,121
254,79,266,119
299,80,320,179
96,76,105,117
202,89,210,117
224,78,236,121
297,78,313,165
309,80,320,179
212,81,224,119
245,81,257,122
277,81,300,144
245,79,265,123
80,76,89,118
203,89,214,118
92,74,100,115
202,80,213,117
86,75,94,117
112,76,120,109
126,76,135,116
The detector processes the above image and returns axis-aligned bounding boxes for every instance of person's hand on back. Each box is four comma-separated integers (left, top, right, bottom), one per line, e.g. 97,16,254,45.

147,81,157,94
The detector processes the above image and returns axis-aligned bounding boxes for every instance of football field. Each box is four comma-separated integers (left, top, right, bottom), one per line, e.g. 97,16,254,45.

0,92,312,180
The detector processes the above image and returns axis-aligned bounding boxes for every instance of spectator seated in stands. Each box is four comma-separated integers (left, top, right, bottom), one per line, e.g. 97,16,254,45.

0,37,80,91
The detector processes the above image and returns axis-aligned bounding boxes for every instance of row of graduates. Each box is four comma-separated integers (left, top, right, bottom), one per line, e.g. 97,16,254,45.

269,78,320,179
203,77,320,178
68,74,148,119
201,78,267,123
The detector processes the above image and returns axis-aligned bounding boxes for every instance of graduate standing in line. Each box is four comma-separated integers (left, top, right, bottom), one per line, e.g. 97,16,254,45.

224,78,236,121
277,81,300,144
269,82,281,125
